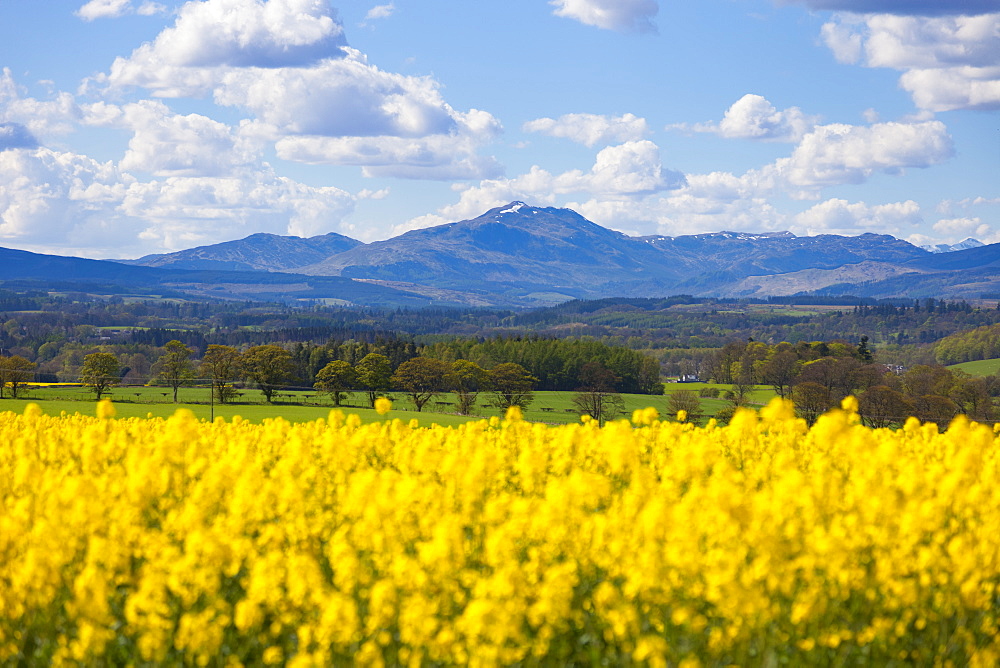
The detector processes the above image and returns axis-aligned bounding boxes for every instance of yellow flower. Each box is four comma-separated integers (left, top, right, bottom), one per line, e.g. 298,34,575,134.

375,397,393,415
96,399,116,419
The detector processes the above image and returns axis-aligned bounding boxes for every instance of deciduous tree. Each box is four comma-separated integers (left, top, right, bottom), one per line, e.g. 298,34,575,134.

447,359,487,415
314,360,357,407
0,355,35,399
153,340,195,403
241,345,294,404
201,345,242,404
665,389,703,423
391,357,450,412
355,353,393,408
80,352,120,400
488,362,537,411
572,361,624,425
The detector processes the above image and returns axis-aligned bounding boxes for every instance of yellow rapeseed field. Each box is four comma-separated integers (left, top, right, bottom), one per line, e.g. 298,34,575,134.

1,398,998,666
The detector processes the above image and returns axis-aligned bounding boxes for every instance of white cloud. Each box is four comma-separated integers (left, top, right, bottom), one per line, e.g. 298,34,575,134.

107,0,347,88
550,0,658,33
394,140,684,235
820,13,1000,111
932,216,991,239
213,52,460,136
89,100,261,177
523,113,650,147
0,68,81,142
0,146,357,257
776,120,954,191
793,198,922,236
820,18,864,63
555,140,685,196
0,148,138,254
689,94,819,142
137,2,167,16
97,4,501,179
122,173,356,245
363,3,394,22
77,0,132,20
76,0,167,20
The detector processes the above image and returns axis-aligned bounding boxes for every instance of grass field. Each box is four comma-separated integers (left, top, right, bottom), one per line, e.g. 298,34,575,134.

0,382,771,426
947,358,1000,377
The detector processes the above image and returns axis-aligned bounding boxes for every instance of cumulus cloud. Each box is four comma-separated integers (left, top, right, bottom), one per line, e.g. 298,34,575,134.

76,0,165,20
214,52,460,136
778,1,1000,16
0,146,358,257
820,13,1000,111
96,2,501,179
523,113,650,147
0,148,138,254
107,0,347,87
687,94,819,142
776,120,954,191
793,198,923,236
550,0,658,33
1,68,81,142
555,140,685,196
84,100,261,177
276,132,503,180
932,216,991,238
394,140,684,234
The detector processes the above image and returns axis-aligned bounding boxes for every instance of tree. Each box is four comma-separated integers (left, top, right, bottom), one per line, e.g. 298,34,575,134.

0,355,36,399
665,389,703,423
488,362,537,411
355,353,393,408
314,360,357,407
391,357,450,412
757,346,800,399
791,381,831,426
240,345,294,403
858,385,913,429
912,394,960,427
80,352,120,400
201,345,242,404
857,335,875,363
447,359,488,415
152,340,195,403
572,361,624,425
950,375,993,421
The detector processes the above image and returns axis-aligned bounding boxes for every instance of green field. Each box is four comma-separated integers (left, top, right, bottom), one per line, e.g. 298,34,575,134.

947,358,1000,377
0,382,772,426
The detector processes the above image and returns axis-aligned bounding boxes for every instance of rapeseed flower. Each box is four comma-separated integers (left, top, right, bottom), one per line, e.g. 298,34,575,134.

0,399,997,665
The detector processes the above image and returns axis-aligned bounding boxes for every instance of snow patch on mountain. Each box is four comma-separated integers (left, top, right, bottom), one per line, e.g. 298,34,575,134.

921,238,984,253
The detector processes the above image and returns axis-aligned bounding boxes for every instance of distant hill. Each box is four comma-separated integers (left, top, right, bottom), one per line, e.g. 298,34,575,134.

123,231,362,272
297,202,694,301
8,202,1000,306
0,246,461,308
294,202,947,301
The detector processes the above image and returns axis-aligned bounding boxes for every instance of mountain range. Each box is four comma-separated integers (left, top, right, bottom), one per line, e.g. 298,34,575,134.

4,202,999,307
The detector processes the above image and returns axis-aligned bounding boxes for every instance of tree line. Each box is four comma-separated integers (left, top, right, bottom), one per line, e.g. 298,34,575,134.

704,337,1000,427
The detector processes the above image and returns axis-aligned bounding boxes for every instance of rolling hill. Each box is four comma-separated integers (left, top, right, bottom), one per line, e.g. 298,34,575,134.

7,201,1000,306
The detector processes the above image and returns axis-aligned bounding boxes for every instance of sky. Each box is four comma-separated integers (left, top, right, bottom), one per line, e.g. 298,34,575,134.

0,0,998,259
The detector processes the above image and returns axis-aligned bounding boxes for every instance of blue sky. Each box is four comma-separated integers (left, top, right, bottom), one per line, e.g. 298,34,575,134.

0,0,998,258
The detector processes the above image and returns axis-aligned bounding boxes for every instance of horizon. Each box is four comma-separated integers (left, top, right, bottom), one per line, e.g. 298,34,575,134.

2,199,990,262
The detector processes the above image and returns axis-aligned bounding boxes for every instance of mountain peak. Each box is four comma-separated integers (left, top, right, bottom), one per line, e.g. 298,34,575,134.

496,201,528,215
921,238,985,253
